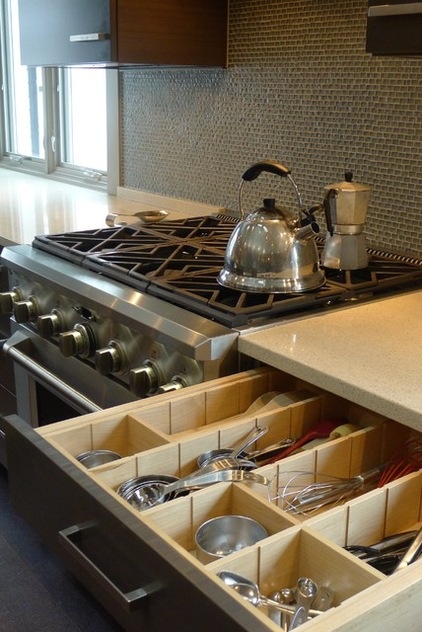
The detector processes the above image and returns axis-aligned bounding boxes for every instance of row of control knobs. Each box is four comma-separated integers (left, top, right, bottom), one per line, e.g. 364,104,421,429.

0,289,189,396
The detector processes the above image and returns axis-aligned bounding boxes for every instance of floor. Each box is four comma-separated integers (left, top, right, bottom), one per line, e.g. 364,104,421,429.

0,464,123,632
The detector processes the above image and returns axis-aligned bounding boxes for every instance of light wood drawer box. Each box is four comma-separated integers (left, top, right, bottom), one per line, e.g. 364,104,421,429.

5,367,422,631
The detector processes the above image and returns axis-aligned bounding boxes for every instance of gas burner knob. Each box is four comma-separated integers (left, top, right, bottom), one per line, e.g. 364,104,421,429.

157,376,188,394
13,295,39,323
130,362,161,397
95,341,126,375
0,288,22,315
37,310,63,338
59,324,95,358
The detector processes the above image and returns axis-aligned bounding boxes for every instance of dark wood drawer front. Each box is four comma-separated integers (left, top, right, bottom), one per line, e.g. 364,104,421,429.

5,415,270,632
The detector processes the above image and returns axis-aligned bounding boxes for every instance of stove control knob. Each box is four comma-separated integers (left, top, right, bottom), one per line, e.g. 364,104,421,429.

130,362,161,397
157,376,188,394
95,341,126,375
0,289,22,315
59,324,95,358
13,295,39,323
37,310,63,338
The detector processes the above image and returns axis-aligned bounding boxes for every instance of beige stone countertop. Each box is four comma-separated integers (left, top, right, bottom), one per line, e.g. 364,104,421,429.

0,169,223,247
239,290,422,432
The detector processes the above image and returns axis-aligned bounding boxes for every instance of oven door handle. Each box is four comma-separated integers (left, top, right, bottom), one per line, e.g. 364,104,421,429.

1,331,101,413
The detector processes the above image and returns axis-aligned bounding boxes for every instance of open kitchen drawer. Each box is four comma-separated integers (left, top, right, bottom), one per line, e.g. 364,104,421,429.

4,367,422,631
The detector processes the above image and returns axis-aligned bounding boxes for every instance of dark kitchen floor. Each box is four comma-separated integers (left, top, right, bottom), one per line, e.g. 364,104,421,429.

0,464,123,632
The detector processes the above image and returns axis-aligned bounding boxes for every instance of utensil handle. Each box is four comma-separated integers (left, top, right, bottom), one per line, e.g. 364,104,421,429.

163,469,271,497
393,526,422,572
229,425,269,458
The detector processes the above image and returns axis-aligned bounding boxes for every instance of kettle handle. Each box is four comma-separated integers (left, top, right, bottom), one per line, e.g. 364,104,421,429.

241,160,291,182
239,159,304,220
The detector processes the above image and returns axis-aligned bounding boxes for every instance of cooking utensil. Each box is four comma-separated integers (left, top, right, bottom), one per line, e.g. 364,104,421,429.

105,209,169,227
276,467,383,515
346,528,422,575
217,571,322,618
322,171,371,270
267,418,342,463
217,159,325,293
198,456,258,472
288,577,318,630
117,474,180,508
120,469,271,511
377,438,422,487
76,449,121,469
195,515,268,563
276,438,422,516
311,586,334,611
392,526,422,573
268,587,296,629
197,426,269,468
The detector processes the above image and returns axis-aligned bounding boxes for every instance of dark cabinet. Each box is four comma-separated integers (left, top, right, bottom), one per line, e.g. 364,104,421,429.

366,1,422,55
18,0,228,67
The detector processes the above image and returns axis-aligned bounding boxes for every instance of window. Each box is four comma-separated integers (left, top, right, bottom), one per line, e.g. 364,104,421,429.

0,0,118,191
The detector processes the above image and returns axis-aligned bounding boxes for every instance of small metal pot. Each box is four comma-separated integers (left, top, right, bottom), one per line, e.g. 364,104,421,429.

76,449,121,469
195,515,268,563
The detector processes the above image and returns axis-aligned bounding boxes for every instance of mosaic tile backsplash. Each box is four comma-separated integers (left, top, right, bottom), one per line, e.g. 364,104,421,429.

120,0,422,256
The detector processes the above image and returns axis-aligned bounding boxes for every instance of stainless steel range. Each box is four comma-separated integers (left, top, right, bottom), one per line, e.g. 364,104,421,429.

1,213,422,431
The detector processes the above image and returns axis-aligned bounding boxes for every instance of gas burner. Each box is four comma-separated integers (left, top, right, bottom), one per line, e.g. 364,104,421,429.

32,215,422,328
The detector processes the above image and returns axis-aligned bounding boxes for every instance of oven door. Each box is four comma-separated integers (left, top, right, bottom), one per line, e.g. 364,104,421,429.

2,325,137,427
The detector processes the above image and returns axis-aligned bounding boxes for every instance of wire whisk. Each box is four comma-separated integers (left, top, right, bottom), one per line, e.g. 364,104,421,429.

274,438,422,516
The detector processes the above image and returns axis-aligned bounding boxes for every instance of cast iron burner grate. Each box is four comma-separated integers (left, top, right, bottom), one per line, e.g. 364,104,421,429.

33,215,422,328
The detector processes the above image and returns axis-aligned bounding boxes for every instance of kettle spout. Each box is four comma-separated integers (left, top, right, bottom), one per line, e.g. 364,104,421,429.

295,221,320,242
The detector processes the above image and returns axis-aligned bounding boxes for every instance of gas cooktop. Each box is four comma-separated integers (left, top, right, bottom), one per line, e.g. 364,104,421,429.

33,215,422,328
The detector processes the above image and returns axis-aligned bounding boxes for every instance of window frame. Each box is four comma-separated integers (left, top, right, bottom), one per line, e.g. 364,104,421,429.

0,0,119,194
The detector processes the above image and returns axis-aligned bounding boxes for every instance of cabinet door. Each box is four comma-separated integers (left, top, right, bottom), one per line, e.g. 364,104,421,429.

18,0,227,67
116,0,228,66
18,0,114,66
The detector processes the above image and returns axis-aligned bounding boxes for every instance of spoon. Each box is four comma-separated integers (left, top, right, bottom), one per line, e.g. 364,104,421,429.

126,469,271,510
288,577,318,630
217,571,322,618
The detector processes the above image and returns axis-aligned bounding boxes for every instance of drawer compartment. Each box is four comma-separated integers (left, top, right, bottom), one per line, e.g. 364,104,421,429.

306,471,422,562
209,526,383,629
270,421,419,519
141,483,298,563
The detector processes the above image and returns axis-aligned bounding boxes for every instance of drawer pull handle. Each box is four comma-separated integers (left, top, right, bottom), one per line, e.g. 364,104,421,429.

368,3,422,17
69,32,109,42
59,524,157,610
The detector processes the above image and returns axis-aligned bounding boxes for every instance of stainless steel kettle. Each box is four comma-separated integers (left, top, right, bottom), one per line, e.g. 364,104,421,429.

217,160,325,293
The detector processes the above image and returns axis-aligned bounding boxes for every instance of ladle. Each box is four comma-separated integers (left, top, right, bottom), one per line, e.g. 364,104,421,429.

129,469,271,510
217,571,322,618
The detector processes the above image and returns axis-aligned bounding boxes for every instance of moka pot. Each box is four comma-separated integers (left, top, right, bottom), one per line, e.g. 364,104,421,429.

322,171,371,270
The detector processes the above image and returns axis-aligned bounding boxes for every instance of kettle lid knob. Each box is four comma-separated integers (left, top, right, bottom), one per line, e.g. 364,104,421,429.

345,170,353,182
263,198,276,210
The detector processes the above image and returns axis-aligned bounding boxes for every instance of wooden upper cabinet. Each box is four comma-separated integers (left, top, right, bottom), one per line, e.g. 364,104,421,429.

18,0,228,68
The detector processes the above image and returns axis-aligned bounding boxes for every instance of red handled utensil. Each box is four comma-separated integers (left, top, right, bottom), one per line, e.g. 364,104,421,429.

267,419,343,463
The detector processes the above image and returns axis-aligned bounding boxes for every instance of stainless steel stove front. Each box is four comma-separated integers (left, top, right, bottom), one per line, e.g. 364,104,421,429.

0,244,239,428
